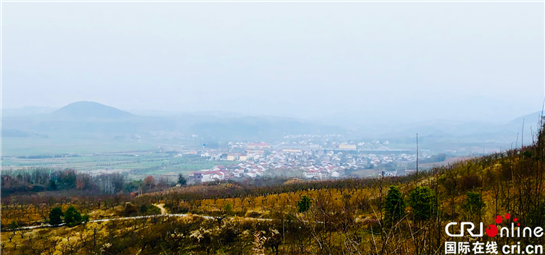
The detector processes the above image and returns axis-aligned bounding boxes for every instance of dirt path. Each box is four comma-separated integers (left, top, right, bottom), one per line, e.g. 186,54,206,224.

154,203,167,215
12,212,273,231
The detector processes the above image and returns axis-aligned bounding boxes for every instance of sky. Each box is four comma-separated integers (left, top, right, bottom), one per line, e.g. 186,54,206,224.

3,2,544,125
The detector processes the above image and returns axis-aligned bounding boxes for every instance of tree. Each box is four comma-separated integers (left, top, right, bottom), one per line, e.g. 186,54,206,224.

297,196,311,213
8,220,18,231
223,203,233,215
462,192,486,216
409,186,436,221
49,180,57,190
111,173,125,193
59,169,77,189
140,204,148,213
64,206,82,227
178,174,187,186
49,207,64,226
76,173,91,190
125,180,142,193
123,202,138,216
384,186,405,227
143,176,156,190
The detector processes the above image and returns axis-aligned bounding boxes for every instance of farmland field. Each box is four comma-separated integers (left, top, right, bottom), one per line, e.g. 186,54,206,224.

2,137,158,157
3,153,235,178
2,137,235,178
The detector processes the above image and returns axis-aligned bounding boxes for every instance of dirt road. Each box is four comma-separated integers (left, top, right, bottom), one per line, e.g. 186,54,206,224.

154,203,167,215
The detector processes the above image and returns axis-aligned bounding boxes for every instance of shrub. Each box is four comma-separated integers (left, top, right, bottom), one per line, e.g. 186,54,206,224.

409,186,436,221
223,203,233,215
82,214,90,223
49,207,64,226
297,196,312,213
140,204,148,213
9,220,18,231
147,205,162,215
462,192,486,216
64,206,82,227
384,186,405,227
123,202,138,216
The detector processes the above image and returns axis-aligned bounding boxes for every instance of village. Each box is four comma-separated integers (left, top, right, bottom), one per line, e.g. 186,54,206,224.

187,141,426,184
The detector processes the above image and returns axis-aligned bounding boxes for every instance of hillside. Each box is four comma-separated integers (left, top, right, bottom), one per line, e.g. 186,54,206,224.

2,122,545,254
51,101,135,120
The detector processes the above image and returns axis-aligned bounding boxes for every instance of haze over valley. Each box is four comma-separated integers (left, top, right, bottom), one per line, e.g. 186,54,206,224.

2,100,543,181
3,2,545,255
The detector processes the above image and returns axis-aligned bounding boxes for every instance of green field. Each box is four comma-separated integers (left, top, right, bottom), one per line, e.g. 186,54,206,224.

3,152,235,180
2,137,158,156
130,160,237,180
2,137,237,178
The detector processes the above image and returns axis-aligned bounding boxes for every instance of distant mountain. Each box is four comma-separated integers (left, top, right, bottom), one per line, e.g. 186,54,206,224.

323,96,541,132
370,111,543,146
505,111,543,127
128,109,245,118
127,109,182,116
2,101,346,140
2,102,170,136
51,101,134,120
2,129,49,138
2,106,57,117
499,111,543,145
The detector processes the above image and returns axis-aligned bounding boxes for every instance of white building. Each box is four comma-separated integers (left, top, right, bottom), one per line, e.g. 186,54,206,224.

193,170,226,182
304,170,322,179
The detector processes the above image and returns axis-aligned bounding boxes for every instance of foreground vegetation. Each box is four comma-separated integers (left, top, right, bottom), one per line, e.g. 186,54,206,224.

2,125,545,254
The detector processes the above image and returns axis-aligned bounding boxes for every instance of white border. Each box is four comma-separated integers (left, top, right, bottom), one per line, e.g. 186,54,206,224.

2,1,543,2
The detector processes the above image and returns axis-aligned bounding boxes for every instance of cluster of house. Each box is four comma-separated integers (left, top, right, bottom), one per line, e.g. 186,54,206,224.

191,166,231,182
189,143,350,183
186,141,428,183
189,163,265,183
301,165,343,180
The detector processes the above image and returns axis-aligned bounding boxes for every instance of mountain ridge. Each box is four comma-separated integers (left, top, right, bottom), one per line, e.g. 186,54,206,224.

51,101,134,119
2,101,542,143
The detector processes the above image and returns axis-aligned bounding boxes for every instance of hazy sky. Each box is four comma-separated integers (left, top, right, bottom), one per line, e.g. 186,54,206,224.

3,2,544,123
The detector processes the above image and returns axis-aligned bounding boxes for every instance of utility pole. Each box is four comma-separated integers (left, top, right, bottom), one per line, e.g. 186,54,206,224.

522,118,524,149
416,133,419,177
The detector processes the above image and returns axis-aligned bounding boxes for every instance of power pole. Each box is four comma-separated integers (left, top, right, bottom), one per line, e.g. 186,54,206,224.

522,118,524,149
416,133,419,177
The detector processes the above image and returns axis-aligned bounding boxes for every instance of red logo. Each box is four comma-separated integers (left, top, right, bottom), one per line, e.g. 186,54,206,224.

487,213,519,237
486,224,498,237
